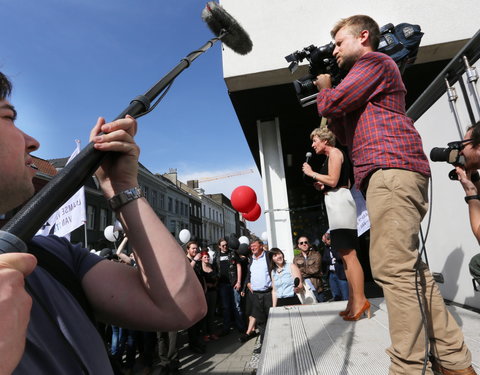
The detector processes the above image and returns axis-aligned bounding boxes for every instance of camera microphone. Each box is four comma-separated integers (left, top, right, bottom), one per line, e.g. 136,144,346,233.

305,152,312,163
201,2,253,55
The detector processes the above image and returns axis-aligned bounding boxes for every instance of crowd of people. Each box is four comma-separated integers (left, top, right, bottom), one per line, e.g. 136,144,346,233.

92,231,356,373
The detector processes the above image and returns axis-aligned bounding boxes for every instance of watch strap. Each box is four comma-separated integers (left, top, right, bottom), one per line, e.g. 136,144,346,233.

464,194,480,203
108,186,144,211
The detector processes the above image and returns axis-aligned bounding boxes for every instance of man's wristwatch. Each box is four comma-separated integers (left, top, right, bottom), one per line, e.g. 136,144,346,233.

464,194,480,203
108,186,144,211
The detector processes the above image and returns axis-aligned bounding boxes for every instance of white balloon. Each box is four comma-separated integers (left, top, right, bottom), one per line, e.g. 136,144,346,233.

104,225,120,242
239,236,249,245
113,220,123,232
261,231,268,241
179,229,191,244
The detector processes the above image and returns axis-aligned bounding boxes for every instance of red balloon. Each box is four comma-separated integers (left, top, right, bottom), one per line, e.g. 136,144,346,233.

242,203,262,221
231,186,257,213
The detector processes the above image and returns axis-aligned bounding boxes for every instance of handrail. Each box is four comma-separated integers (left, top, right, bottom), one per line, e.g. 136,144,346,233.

407,29,480,122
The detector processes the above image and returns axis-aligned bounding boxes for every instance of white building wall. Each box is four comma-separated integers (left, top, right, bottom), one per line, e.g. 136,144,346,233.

223,206,237,237
165,187,190,238
220,0,480,91
202,197,224,245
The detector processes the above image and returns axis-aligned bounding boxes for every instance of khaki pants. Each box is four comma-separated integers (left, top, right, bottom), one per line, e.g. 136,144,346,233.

366,169,471,374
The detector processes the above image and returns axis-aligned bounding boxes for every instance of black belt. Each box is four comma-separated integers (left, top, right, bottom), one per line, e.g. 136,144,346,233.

253,288,272,294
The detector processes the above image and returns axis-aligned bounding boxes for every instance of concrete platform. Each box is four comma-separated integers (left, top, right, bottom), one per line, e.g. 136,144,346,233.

258,298,480,375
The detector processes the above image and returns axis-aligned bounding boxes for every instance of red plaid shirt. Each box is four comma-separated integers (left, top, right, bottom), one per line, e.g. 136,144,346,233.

317,52,431,189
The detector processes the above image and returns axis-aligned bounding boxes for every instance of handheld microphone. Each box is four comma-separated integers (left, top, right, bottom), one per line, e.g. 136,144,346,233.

294,277,300,288
305,152,312,163
201,2,253,55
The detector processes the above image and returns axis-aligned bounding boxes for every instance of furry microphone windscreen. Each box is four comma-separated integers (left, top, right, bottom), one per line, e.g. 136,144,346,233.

201,2,253,55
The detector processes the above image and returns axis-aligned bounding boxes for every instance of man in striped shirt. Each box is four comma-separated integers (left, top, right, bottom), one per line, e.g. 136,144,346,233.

315,15,475,375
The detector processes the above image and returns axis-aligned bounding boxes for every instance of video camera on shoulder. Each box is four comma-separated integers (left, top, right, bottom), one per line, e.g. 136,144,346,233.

285,42,345,106
285,22,423,107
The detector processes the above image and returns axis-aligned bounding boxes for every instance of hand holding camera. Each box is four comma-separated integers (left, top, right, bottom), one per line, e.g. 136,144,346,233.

314,74,332,91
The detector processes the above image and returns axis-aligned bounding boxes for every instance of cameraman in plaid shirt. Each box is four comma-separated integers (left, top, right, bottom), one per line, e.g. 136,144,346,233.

314,15,475,375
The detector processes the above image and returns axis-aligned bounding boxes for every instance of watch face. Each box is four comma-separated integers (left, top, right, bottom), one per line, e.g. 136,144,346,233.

109,187,143,210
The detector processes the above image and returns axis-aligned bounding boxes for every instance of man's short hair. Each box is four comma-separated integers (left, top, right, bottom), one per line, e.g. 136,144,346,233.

186,241,198,250
250,238,263,246
296,235,309,245
331,15,380,51
0,72,12,100
310,126,336,146
467,122,480,147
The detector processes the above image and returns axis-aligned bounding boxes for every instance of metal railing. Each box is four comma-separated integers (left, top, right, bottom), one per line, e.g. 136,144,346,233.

407,29,480,122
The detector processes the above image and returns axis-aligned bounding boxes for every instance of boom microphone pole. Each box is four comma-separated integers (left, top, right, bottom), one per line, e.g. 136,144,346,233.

0,2,252,253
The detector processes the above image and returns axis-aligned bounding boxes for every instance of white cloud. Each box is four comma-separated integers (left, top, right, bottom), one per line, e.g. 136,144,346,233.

178,166,267,237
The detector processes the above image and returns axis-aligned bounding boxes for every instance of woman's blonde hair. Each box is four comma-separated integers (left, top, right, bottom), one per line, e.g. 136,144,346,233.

310,126,336,146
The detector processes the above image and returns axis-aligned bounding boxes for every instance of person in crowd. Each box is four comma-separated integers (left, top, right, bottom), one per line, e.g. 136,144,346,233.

215,237,246,335
185,241,206,354
0,71,206,374
269,248,303,307
157,331,180,375
456,123,480,243
322,232,349,301
293,235,325,302
314,15,475,374
302,126,368,320
111,250,139,374
199,251,219,342
237,242,257,343
245,239,272,354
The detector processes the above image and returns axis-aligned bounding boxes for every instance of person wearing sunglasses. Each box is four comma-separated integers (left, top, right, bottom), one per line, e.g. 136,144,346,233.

293,236,324,302
456,124,480,243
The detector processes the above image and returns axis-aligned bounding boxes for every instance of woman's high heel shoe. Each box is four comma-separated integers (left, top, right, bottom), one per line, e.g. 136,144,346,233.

339,310,350,317
343,300,371,321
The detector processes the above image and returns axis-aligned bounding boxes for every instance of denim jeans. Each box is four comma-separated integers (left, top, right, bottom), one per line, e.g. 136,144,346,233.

111,325,123,357
328,272,349,301
111,326,137,368
218,282,246,332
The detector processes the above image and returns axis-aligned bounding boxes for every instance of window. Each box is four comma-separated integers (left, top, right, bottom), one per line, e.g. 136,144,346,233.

100,208,108,231
175,200,179,214
152,191,158,209
160,194,165,209
168,197,173,212
86,205,95,230
142,185,149,200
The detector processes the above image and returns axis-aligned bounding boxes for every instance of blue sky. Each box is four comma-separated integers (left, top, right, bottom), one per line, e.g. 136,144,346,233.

1,0,266,235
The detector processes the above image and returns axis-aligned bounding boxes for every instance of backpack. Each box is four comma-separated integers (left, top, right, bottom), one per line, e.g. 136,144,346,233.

378,23,424,69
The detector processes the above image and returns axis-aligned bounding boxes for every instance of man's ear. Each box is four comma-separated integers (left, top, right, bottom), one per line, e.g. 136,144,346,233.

359,29,370,46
